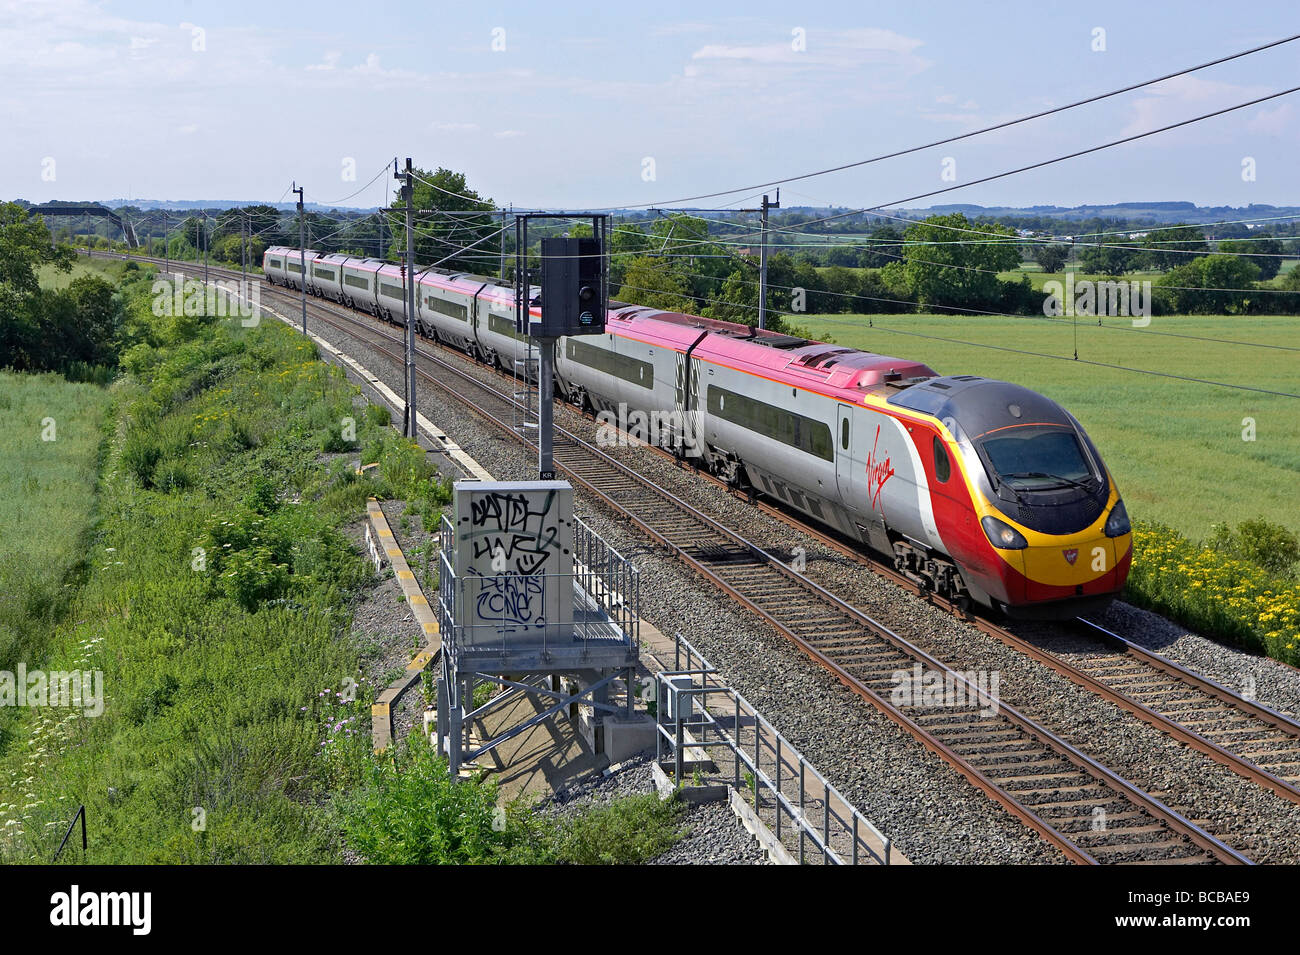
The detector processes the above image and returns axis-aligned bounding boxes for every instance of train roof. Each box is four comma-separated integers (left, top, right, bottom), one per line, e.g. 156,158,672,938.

611,306,937,399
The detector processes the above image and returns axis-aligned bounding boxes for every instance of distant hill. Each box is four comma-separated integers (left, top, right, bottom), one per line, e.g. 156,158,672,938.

877,201,1300,225
19,197,1300,229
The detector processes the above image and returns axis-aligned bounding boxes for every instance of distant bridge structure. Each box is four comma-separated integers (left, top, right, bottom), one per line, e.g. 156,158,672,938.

28,203,140,248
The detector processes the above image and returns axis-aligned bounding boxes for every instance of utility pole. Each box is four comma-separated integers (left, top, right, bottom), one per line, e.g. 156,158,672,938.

398,158,417,439
499,207,507,281
293,183,306,336
758,189,780,331
163,214,169,272
202,212,209,285
240,212,247,286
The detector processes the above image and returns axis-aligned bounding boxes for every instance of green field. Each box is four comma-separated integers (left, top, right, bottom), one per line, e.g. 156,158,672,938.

36,257,136,291
798,312,1300,543
993,265,1298,291
0,371,112,675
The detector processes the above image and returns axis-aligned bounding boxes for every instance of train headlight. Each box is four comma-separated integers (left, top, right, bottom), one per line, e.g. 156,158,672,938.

981,515,1028,550
1105,499,1131,538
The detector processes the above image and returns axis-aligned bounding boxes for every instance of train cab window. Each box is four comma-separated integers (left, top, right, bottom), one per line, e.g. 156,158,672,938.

933,436,951,483
841,419,849,451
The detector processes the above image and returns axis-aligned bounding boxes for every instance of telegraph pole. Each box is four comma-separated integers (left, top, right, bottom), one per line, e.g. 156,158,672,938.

758,190,780,331
499,207,507,281
163,214,169,272
240,212,247,286
398,158,417,439
293,183,306,336
202,212,209,284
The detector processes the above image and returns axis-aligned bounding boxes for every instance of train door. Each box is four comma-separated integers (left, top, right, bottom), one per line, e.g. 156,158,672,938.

835,404,855,504
676,331,708,459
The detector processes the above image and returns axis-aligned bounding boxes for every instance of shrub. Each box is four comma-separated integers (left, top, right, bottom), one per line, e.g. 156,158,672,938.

1208,519,1300,579
551,791,685,865
121,428,162,488
153,460,192,493
364,403,391,428
338,734,550,864
220,544,290,611
1125,521,1300,665
318,420,357,453
244,475,280,515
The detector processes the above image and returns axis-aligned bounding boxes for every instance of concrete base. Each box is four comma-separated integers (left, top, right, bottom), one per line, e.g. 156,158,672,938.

729,788,797,865
602,714,657,763
650,760,729,805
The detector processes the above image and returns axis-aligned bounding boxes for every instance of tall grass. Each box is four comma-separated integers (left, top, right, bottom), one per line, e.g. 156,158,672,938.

0,277,430,862
0,372,112,683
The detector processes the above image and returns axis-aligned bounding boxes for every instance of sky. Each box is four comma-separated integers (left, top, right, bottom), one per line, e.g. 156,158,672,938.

3,0,1298,210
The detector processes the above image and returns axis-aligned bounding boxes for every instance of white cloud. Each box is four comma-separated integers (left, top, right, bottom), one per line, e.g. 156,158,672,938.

1121,75,1276,138
1246,103,1293,136
307,51,341,72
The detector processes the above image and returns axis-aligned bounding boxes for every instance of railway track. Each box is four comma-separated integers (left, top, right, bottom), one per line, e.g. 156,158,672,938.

114,253,1281,863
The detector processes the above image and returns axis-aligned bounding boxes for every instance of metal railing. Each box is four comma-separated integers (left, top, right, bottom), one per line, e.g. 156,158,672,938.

654,634,893,866
572,517,640,651
438,513,639,662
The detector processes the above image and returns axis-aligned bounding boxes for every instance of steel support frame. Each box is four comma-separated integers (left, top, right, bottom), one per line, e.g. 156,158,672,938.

436,658,632,776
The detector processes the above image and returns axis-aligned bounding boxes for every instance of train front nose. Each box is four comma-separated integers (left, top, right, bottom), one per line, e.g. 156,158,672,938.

1018,531,1130,603
980,498,1133,617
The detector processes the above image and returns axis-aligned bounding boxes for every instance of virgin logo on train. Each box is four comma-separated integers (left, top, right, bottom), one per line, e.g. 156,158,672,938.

1062,548,1079,565
865,424,895,510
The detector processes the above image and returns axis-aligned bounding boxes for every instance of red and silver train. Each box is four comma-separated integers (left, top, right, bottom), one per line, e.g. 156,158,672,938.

263,245,1132,618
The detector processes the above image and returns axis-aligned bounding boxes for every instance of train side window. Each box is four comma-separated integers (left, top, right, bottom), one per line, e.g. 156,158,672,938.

840,419,849,451
933,436,951,483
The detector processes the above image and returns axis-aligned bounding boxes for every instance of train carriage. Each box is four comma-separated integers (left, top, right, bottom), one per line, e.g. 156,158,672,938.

260,244,1131,618
310,253,349,301
338,258,384,313
373,263,408,323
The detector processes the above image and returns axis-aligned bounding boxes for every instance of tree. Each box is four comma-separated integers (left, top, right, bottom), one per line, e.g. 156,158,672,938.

859,226,903,269
0,203,73,369
391,167,498,274
1140,224,1208,271
37,275,122,368
1077,241,1138,276
1156,254,1260,314
1032,244,1070,275
1220,235,1282,281
616,257,696,312
608,223,651,289
899,213,1021,308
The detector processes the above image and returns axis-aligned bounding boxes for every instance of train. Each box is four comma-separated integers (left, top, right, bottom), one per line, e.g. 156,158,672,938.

262,245,1132,619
